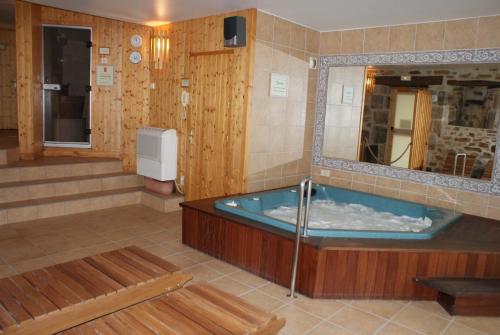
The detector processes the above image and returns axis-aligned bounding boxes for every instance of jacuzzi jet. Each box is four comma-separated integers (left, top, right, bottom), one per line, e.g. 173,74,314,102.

226,200,238,207
252,197,260,201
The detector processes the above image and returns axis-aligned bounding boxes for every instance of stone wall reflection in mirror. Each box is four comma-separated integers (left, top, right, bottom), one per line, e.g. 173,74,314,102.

323,63,499,180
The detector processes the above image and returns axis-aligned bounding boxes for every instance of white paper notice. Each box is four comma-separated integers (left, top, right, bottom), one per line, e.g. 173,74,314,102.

269,73,289,97
96,65,114,86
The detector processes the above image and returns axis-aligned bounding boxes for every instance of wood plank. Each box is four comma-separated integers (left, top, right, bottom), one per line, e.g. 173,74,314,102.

114,249,167,277
111,311,157,335
9,275,58,315
44,267,94,301
149,300,214,335
189,50,235,57
186,283,272,326
164,289,255,335
3,270,191,335
99,252,152,282
125,246,180,273
23,269,82,309
84,254,141,287
0,278,44,319
0,304,17,331
124,304,179,335
0,284,32,323
56,260,122,297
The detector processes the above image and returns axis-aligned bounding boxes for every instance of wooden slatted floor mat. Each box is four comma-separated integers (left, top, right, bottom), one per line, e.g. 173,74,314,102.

61,282,286,335
0,246,192,335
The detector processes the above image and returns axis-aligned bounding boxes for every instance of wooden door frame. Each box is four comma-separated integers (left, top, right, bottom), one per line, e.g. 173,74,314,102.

385,88,417,166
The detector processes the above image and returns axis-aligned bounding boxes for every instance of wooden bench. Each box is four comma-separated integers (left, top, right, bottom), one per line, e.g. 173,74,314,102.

0,246,192,335
416,277,500,316
61,282,286,335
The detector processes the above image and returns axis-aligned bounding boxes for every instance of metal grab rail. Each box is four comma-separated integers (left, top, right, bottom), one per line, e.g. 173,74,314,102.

288,177,313,298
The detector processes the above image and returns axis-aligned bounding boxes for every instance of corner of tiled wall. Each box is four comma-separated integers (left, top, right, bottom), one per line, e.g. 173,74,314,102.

247,11,320,192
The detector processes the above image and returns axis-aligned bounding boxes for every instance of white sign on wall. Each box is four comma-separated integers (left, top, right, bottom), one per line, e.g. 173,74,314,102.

269,73,289,97
342,85,354,105
96,65,114,86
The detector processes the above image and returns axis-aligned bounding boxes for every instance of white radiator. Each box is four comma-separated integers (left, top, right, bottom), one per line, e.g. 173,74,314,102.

136,127,177,181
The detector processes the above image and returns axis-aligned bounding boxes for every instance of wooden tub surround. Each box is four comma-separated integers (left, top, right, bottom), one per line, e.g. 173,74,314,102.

0,246,192,335
181,197,500,301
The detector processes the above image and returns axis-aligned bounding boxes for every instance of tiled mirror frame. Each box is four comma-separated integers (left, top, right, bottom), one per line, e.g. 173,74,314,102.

313,48,500,195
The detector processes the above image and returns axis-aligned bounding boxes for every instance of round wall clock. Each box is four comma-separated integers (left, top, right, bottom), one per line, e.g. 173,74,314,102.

130,34,142,47
129,51,142,64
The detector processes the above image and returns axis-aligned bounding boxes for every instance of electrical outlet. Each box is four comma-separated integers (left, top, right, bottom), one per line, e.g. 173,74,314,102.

320,169,331,177
180,175,185,186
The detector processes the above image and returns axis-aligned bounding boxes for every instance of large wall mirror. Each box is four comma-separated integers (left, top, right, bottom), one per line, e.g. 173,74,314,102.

313,49,500,194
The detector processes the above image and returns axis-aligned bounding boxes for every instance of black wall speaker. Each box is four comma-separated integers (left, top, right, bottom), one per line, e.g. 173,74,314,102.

224,16,246,47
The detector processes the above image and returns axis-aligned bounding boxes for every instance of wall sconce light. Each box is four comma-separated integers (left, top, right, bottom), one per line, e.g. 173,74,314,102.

365,67,376,96
151,31,169,70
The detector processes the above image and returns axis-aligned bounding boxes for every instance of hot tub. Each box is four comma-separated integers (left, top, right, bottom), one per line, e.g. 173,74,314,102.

214,184,462,240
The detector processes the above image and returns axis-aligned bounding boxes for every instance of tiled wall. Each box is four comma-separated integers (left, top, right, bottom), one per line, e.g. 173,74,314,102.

323,66,365,160
319,16,500,54
314,15,500,220
247,11,319,192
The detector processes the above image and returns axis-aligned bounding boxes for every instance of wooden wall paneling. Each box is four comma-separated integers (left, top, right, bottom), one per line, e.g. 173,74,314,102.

0,26,17,129
15,0,43,159
150,9,256,200
15,3,150,166
121,23,151,172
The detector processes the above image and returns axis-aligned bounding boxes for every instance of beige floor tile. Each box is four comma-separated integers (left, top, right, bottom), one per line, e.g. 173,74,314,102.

209,277,253,296
115,236,156,249
329,306,386,335
0,264,16,279
409,300,452,320
258,282,295,302
162,253,198,269
350,300,406,319
11,256,54,273
306,321,355,335
378,322,422,335
182,250,215,263
443,322,485,335
455,316,500,335
0,239,46,263
275,304,323,335
186,264,225,283
204,259,240,275
25,233,79,254
230,270,270,288
48,248,92,264
393,305,450,335
85,242,122,255
292,296,345,319
240,290,285,312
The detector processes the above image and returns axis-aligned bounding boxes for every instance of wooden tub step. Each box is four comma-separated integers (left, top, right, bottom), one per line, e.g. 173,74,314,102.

416,277,500,316
61,282,286,335
0,246,192,335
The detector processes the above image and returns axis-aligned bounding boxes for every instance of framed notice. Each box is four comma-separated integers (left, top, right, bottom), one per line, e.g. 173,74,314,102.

342,86,354,105
96,65,114,86
269,73,289,97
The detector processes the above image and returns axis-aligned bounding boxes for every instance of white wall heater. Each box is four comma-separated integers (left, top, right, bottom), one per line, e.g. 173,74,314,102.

136,127,177,181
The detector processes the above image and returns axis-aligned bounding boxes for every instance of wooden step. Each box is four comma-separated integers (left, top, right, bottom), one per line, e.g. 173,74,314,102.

0,158,122,184
61,282,285,335
415,277,500,316
0,246,191,335
0,187,143,225
0,173,143,204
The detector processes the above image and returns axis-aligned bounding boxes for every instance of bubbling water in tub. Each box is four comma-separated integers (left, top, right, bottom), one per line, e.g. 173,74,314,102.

263,200,432,232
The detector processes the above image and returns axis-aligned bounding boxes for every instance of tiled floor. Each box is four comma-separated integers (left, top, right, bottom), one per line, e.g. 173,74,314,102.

0,205,499,335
